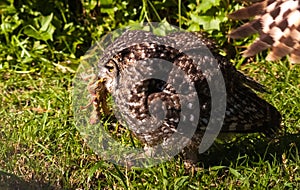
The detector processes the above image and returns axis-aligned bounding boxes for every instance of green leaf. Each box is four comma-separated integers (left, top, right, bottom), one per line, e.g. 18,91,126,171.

23,14,56,41
174,176,189,190
41,24,56,41
40,13,53,31
198,0,221,13
187,23,200,31
152,19,177,36
229,167,242,178
204,18,221,30
210,166,227,170
0,14,22,34
24,25,42,40
100,0,114,14
191,14,223,30
88,161,104,180
101,0,113,6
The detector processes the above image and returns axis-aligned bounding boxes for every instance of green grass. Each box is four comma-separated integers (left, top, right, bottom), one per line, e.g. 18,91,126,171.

0,0,299,189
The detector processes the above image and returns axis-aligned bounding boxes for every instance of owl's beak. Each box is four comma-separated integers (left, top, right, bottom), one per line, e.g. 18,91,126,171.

98,77,106,84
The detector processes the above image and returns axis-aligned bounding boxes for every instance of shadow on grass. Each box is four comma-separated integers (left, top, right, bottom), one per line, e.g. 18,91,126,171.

198,133,300,167
0,170,58,190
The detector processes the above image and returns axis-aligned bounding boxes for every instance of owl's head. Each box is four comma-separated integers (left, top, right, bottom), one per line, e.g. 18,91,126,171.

98,59,120,93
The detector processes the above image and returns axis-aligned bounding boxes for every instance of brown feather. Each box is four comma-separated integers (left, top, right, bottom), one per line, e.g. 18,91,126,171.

229,20,263,39
228,1,267,19
229,0,300,63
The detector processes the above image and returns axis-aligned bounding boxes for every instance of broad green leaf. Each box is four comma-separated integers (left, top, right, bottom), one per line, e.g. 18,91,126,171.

24,25,42,40
204,18,221,30
191,14,223,30
198,0,221,13
187,23,200,31
23,14,56,41
40,13,53,31
42,24,56,41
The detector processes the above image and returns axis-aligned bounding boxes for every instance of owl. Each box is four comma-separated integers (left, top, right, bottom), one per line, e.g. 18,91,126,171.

87,29,281,164
229,0,300,63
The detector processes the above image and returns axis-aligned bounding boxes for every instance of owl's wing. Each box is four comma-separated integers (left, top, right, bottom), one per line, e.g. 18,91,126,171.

229,0,300,63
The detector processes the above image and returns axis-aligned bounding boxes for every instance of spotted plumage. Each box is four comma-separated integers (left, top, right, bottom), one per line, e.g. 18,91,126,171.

89,29,281,162
229,0,300,63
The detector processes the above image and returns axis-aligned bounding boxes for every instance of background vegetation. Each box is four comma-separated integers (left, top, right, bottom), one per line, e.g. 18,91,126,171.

0,0,299,189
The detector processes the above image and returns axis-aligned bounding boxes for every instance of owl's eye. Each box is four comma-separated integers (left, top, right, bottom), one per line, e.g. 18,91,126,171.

105,61,115,72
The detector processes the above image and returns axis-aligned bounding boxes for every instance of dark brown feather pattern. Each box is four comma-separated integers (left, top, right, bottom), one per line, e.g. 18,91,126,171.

229,0,300,63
